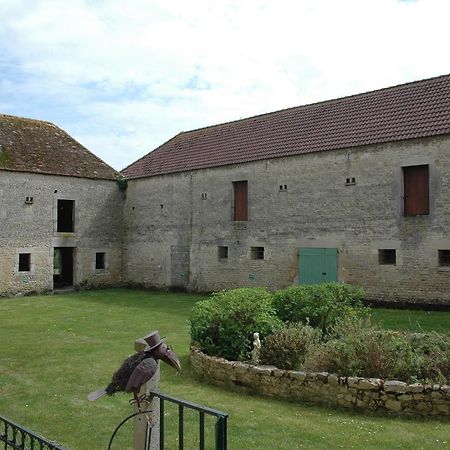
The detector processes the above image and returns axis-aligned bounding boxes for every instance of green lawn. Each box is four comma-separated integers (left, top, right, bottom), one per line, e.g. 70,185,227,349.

370,307,450,332
0,289,449,449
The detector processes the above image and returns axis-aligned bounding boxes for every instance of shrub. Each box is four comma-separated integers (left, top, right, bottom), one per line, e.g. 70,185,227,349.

260,324,320,370
272,283,366,333
190,288,283,361
411,331,450,384
304,317,423,382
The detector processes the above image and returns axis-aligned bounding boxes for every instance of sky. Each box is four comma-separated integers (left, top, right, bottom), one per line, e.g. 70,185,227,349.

1,0,450,171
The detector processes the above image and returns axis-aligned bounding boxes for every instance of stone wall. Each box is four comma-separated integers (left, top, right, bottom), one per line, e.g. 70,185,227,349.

191,348,450,417
3,133,450,304
124,135,450,305
0,171,123,296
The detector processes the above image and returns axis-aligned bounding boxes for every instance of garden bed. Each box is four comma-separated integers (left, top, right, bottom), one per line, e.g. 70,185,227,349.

191,347,450,418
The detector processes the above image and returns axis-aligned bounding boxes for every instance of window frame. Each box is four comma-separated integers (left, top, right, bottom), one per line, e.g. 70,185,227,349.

18,253,31,272
95,252,106,270
57,199,75,232
378,249,396,266
438,250,450,267
218,246,229,260
233,180,248,221
402,165,429,216
250,246,265,260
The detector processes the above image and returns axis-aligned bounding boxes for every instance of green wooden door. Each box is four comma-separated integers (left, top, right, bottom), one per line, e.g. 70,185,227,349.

299,248,338,285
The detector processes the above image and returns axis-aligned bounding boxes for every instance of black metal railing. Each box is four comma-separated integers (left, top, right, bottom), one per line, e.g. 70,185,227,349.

0,415,66,450
151,391,228,450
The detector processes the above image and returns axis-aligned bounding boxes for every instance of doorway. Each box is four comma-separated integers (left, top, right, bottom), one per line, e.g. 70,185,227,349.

53,247,74,288
170,245,190,290
299,247,338,285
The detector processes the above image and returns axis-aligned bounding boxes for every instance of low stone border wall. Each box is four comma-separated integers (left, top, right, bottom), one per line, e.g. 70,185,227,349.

191,348,450,417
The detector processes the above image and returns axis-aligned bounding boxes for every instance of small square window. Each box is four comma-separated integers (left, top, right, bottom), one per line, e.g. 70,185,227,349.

96,252,106,270
218,246,228,259
438,250,450,266
379,249,396,265
250,247,265,260
19,253,31,272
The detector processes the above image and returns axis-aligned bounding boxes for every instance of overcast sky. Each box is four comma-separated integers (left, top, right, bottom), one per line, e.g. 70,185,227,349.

1,0,450,171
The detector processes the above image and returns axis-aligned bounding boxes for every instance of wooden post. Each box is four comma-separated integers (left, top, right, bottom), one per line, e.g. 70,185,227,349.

133,338,160,450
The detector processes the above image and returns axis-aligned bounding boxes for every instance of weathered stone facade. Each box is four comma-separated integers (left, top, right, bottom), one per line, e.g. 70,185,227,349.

2,131,450,304
191,348,450,417
2,73,450,304
0,171,123,296
123,135,450,304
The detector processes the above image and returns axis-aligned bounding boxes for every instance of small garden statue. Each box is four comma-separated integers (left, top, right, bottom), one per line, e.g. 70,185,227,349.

251,332,261,365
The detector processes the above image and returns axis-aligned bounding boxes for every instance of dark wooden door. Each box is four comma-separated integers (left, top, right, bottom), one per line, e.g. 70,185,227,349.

403,165,429,216
233,181,248,221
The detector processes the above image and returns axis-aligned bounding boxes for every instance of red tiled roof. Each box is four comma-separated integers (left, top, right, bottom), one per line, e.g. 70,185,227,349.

122,74,450,179
0,114,119,180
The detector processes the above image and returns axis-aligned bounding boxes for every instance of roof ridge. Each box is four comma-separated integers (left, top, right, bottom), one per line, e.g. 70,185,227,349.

179,72,450,136
0,113,56,127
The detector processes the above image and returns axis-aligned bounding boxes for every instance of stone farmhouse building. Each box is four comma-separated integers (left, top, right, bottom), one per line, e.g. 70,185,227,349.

121,74,450,305
0,115,123,296
1,74,450,305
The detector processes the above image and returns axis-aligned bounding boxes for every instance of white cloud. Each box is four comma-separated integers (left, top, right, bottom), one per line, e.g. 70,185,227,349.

1,0,450,169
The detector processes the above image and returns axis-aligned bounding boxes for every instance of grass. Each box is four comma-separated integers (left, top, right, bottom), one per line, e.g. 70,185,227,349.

0,288,449,449
370,307,450,332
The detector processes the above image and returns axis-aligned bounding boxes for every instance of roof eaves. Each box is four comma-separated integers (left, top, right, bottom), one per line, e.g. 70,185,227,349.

0,166,119,181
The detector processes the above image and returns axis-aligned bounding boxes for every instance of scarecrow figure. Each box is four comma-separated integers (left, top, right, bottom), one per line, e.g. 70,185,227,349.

88,331,181,409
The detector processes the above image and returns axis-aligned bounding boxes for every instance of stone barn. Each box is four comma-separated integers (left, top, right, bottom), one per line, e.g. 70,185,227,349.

0,114,123,296
121,74,450,305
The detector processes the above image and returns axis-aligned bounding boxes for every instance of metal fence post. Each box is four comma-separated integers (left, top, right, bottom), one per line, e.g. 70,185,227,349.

134,338,160,450
215,416,227,450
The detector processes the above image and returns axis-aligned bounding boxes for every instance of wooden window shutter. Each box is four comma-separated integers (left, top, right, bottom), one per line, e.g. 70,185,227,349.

403,165,429,216
233,181,248,221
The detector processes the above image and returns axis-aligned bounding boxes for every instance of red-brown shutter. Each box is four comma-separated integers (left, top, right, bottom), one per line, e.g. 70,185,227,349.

233,181,248,221
403,165,429,216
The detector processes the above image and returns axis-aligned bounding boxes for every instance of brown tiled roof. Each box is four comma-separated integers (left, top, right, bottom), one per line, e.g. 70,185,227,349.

122,74,450,179
0,114,119,180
